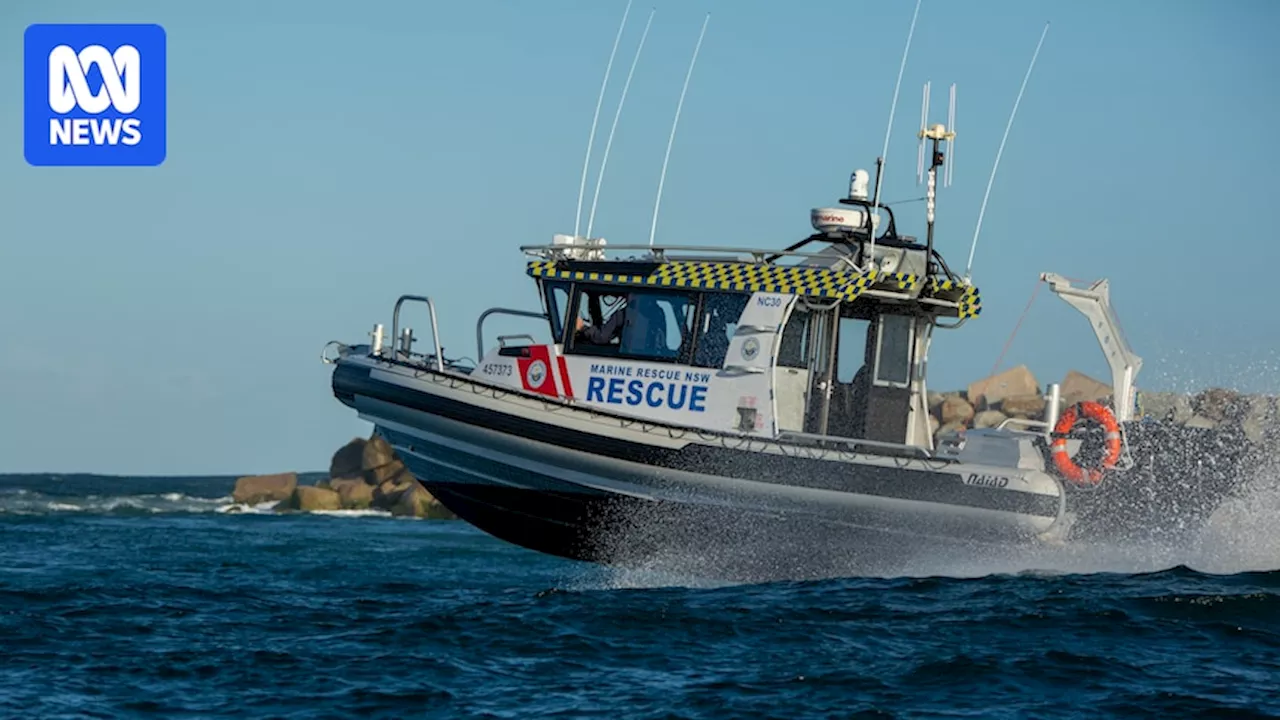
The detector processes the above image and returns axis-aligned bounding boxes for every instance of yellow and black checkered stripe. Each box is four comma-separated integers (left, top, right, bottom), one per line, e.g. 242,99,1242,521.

956,286,982,318
925,278,982,318
527,260,878,301
874,272,921,293
926,278,964,294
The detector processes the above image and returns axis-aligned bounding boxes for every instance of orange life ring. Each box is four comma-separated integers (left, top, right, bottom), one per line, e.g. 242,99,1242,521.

1050,400,1122,486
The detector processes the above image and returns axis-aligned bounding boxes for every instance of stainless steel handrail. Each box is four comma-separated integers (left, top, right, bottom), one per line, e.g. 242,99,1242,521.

476,307,548,360
520,243,870,269
392,295,443,372
499,333,538,348
996,417,1050,432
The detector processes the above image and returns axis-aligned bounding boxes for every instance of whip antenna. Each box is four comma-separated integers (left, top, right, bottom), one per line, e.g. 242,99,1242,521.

574,0,632,239
965,21,1050,281
916,80,957,275
945,82,956,187
868,0,923,268
916,83,955,187
916,80,929,185
649,12,711,248
587,7,655,240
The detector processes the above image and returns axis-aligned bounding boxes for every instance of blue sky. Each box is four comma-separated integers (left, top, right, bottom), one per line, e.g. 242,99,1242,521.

1,0,1276,475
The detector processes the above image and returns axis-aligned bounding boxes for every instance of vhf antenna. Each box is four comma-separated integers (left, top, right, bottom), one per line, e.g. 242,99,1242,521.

649,12,711,248
586,7,656,241
916,81,957,275
867,0,923,274
574,0,632,240
965,21,1050,282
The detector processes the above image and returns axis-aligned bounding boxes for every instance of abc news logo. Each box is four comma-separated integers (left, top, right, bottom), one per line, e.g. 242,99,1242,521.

24,23,167,167
48,44,143,146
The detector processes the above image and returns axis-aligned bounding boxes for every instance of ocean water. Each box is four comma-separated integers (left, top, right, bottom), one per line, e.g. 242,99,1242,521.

2,473,1279,719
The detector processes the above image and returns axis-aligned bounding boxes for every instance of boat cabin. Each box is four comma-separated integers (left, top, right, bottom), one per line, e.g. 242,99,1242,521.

480,189,981,454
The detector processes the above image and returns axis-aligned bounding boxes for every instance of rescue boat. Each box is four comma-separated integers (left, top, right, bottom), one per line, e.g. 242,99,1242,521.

321,155,1249,579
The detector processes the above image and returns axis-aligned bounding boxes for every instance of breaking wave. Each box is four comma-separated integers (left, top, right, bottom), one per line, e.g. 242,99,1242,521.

0,488,235,516
0,473,389,518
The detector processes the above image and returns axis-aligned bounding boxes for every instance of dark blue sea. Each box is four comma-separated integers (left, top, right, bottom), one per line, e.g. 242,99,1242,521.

2,473,1279,719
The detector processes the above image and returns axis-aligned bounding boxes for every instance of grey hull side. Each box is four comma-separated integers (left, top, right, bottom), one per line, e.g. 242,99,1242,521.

334,359,1067,573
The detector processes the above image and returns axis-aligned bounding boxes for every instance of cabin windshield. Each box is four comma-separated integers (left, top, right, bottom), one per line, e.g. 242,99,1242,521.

567,286,697,362
547,283,755,367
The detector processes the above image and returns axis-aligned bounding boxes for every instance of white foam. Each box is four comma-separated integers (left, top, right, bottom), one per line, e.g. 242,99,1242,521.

215,500,281,514
0,491,243,516
308,508,393,518
1188,462,1280,574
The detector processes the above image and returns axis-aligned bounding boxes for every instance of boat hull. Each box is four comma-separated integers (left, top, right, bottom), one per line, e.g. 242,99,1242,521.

404,471,1041,580
334,359,1068,579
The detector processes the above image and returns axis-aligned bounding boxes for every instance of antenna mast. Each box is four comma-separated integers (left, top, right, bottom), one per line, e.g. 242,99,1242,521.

587,7,655,240
965,21,1050,282
574,0,632,240
649,13,711,248
916,81,957,275
867,0,923,272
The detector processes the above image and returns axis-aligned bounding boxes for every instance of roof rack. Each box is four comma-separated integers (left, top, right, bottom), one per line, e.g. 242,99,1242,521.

521,250,981,320
520,242,868,271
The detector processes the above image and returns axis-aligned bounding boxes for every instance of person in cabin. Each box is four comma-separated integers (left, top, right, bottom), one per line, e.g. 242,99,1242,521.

575,304,626,345
576,294,670,356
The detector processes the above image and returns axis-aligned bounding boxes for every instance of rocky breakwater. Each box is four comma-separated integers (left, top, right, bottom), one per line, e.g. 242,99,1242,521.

931,364,1278,539
231,433,456,519
929,364,1278,446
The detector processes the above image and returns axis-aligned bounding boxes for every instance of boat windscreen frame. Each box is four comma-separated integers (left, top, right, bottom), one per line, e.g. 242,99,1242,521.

537,278,574,346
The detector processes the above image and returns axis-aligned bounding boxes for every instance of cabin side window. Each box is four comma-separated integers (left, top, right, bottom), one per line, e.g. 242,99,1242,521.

541,280,572,344
872,313,913,387
777,305,811,369
836,318,872,383
692,293,750,369
567,286,696,363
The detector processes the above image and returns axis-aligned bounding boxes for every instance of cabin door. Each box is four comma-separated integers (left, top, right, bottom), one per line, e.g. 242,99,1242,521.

799,309,917,443
860,314,915,444
799,305,839,435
